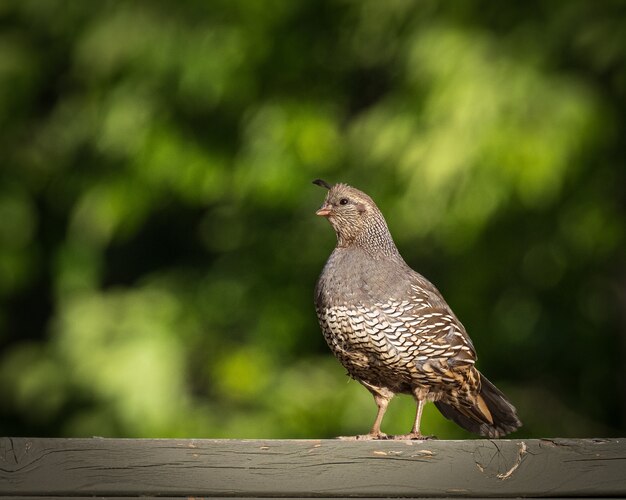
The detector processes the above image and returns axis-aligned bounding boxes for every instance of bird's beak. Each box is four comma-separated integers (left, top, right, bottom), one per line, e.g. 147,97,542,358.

316,204,332,217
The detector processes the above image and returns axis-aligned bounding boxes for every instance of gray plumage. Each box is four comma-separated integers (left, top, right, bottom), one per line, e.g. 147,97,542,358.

314,180,521,439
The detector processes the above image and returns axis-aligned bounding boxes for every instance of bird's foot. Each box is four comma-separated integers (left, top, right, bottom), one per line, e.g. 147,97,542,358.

338,432,389,441
392,433,437,441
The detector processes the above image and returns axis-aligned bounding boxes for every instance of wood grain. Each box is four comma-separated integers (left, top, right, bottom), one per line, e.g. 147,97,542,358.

0,438,624,498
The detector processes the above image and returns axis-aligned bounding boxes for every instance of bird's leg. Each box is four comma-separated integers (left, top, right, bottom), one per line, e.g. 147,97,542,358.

368,394,390,438
412,398,425,435
338,393,391,440
393,389,434,440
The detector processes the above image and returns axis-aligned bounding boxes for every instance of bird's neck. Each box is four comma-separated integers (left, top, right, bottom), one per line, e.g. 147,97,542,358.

338,216,401,259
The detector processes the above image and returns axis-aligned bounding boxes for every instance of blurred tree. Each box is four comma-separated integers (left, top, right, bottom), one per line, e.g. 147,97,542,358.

0,0,624,438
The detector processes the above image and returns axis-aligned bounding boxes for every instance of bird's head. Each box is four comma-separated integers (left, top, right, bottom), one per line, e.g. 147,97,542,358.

313,179,396,254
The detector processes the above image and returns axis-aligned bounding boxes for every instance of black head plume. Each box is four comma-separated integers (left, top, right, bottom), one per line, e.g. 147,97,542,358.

312,179,332,190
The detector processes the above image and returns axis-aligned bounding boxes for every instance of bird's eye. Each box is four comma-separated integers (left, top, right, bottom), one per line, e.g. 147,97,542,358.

339,198,349,205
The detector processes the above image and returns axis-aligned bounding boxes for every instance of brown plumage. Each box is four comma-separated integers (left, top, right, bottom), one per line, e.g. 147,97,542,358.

313,180,521,439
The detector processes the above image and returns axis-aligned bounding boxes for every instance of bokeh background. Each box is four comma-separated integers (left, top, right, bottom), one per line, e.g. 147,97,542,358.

1,0,625,439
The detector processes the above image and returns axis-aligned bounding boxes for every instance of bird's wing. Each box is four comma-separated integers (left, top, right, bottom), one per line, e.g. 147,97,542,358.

404,269,477,357
402,307,477,367
374,298,477,368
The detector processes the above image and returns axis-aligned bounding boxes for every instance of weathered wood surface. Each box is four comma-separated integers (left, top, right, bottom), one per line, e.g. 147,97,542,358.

0,438,624,498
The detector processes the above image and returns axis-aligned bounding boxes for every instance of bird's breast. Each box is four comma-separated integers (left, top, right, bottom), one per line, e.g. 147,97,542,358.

315,248,412,309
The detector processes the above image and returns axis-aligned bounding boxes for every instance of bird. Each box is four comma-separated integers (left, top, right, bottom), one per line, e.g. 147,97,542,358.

313,179,522,440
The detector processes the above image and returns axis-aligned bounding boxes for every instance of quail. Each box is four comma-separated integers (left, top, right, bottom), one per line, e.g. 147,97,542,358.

313,179,522,439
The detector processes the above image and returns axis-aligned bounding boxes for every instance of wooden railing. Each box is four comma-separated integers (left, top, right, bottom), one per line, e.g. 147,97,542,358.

1,437,624,498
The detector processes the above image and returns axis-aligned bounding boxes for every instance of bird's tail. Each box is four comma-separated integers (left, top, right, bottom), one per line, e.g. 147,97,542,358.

434,374,522,438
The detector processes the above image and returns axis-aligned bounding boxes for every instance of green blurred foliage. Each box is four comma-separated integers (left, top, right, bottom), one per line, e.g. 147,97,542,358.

0,0,624,438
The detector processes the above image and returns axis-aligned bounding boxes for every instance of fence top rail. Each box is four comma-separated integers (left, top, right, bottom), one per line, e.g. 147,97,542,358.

0,437,624,498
